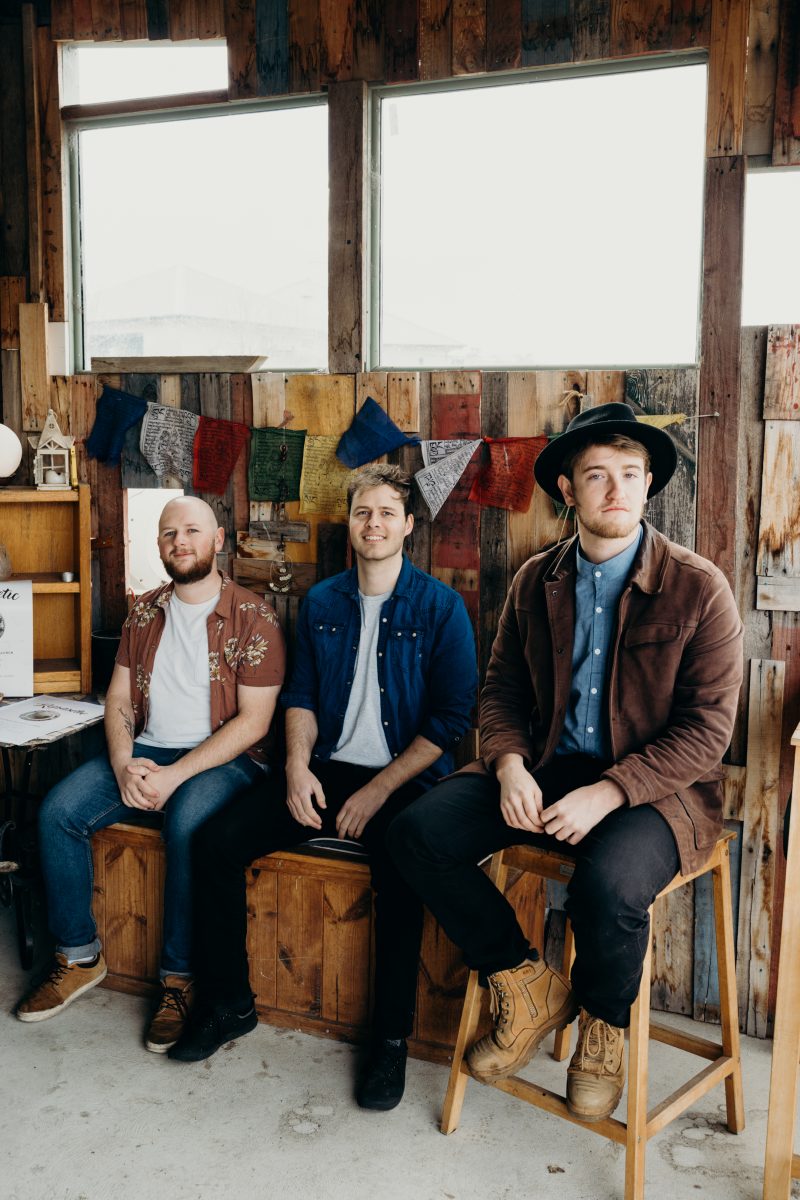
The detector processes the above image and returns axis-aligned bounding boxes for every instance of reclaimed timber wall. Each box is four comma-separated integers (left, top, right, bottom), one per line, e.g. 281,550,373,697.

1,0,800,1038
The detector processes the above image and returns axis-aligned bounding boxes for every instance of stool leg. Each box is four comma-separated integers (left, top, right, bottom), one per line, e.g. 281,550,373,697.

553,917,575,1062
440,852,509,1135
441,968,484,1134
624,907,653,1200
712,845,745,1133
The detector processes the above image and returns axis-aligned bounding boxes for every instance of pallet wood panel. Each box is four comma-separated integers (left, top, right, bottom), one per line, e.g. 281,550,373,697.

387,371,420,431
487,0,522,68
696,154,745,585
247,865,279,1007
768,613,800,1023
693,819,741,1023
321,877,372,1025
756,420,800,583
146,0,170,40
764,325,800,419
522,0,574,65
198,372,236,555
91,0,124,40
356,370,388,412
196,0,226,38
169,0,199,39
0,277,26,349
573,0,610,59
744,0,780,157
384,0,419,82
320,0,354,79
256,0,290,93
289,0,322,92
0,24,29,280
707,0,748,156
353,0,384,79
419,0,453,79
230,372,254,532
120,0,149,40
479,372,508,680
610,0,671,56
651,873,695,1016
772,0,800,165
35,26,65,322
226,0,258,98
452,0,486,75
21,6,43,306
19,301,49,430
736,658,785,1038
276,871,324,1016
670,0,712,50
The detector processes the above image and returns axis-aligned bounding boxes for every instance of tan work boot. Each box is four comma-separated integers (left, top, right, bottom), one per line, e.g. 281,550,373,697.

566,1008,626,1122
16,952,107,1022
145,975,194,1054
467,957,577,1082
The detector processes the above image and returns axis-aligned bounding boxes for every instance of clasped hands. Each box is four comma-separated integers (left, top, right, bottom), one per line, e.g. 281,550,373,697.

115,757,183,811
496,757,625,845
286,763,388,841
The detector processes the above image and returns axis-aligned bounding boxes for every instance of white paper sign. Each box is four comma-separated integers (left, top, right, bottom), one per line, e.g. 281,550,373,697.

414,440,481,519
0,695,105,745
0,580,33,697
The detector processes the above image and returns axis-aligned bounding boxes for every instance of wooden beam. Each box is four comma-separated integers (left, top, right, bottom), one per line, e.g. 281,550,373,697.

21,4,43,305
696,155,745,584
707,0,749,156
61,91,230,121
773,0,800,165
0,277,27,350
743,0,780,157
36,25,66,323
328,80,368,375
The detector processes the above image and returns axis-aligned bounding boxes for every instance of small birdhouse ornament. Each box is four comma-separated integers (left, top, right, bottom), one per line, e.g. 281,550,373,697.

30,410,75,490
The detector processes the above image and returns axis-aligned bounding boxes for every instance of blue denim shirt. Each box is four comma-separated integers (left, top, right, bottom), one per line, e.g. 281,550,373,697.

280,555,478,788
556,525,643,759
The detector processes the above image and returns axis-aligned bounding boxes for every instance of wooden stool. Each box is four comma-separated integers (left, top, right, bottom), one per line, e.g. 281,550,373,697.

441,832,745,1200
763,720,800,1199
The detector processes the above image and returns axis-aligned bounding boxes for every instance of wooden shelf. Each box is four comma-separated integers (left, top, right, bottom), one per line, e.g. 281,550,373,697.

9,573,80,593
0,488,79,504
34,658,82,692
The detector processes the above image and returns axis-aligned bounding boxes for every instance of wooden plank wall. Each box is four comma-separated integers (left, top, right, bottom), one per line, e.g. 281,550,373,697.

1,0,800,1037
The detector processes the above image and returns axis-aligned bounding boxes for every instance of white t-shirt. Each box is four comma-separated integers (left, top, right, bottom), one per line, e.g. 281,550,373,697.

330,589,392,769
137,591,220,749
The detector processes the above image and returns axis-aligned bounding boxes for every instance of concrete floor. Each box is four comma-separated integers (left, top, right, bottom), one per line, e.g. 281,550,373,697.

0,909,785,1200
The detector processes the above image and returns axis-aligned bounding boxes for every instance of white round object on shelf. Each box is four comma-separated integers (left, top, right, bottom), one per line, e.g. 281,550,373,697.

0,425,22,477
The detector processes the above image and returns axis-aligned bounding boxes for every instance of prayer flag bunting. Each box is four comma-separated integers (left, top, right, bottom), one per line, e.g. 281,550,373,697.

193,416,250,495
420,439,476,468
299,435,352,516
85,385,148,465
248,427,306,503
414,440,482,519
139,403,200,482
336,396,419,468
469,436,548,511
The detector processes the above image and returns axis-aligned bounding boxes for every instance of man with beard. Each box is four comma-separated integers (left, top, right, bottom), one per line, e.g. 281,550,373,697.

16,496,285,1054
389,403,743,1123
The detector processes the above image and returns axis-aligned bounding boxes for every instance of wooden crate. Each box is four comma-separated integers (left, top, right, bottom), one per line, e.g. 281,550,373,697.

91,821,482,1063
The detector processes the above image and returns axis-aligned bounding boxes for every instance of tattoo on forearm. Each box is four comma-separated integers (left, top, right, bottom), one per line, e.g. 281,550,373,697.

117,707,135,741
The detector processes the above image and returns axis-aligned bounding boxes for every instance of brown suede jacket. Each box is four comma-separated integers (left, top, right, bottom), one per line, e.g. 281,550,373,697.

480,521,743,874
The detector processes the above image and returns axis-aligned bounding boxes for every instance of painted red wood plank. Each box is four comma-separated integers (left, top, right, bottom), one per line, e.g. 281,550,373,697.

430,380,482,632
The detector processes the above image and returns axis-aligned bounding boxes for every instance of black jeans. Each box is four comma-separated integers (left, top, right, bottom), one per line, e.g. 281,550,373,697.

387,755,680,1028
191,759,425,1039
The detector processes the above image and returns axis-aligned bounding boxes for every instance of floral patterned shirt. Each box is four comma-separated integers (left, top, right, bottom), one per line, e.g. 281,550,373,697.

115,573,286,763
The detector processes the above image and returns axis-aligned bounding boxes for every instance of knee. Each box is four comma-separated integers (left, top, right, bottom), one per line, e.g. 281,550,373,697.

568,861,650,931
386,797,449,872
38,782,82,837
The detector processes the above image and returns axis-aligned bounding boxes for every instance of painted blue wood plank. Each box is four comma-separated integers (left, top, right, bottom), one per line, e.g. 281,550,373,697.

693,820,742,1023
256,0,290,95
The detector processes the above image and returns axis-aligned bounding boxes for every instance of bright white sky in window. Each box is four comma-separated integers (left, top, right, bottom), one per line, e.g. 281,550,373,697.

380,64,707,368
742,169,800,325
79,104,328,367
63,43,228,104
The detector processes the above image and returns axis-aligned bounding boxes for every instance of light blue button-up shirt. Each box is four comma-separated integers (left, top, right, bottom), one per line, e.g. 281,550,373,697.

556,525,643,759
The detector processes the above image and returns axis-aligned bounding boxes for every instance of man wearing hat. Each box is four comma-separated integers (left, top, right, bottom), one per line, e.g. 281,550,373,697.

388,402,742,1122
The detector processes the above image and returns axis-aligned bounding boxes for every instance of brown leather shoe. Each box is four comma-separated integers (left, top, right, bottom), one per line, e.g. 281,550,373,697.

145,976,194,1054
467,957,577,1082
566,1009,626,1122
17,953,107,1022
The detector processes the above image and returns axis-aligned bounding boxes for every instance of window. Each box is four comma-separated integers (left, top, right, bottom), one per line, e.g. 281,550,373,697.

126,487,183,595
66,48,328,370
61,42,228,105
742,168,800,325
375,60,707,368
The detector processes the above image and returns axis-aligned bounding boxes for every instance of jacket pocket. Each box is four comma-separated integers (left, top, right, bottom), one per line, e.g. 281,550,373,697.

624,623,684,646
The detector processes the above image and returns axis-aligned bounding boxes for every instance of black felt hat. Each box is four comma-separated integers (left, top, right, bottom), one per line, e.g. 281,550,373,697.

533,402,678,502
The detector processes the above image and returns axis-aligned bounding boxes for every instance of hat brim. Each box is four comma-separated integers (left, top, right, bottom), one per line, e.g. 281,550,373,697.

533,420,678,503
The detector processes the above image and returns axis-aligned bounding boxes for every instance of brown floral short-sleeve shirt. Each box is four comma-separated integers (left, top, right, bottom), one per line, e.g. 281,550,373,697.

116,573,285,763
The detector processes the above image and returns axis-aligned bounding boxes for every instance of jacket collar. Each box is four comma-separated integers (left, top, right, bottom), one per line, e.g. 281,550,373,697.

332,553,414,599
544,521,668,594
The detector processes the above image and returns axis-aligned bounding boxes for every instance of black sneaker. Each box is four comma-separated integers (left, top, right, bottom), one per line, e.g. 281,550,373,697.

356,1038,408,1111
167,1001,257,1063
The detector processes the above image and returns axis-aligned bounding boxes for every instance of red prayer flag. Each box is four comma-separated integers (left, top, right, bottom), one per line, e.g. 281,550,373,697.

192,416,251,495
468,436,549,511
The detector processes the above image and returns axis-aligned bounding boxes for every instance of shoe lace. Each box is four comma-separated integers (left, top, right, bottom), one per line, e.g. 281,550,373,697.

41,959,70,989
371,1044,406,1082
157,985,191,1020
488,979,510,1032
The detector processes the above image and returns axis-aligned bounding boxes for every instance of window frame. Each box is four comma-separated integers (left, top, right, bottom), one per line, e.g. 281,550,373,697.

65,90,328,372
368,51,707,372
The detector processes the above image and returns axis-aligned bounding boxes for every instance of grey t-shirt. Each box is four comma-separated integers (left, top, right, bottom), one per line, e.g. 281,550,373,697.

330,589,392,768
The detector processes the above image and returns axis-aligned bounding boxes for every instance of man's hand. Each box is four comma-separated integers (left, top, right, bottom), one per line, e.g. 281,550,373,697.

128,761,186,812
286,762,326,829
336,779,389,841
113,757,162,811
542,780,626,845
496,755,544,833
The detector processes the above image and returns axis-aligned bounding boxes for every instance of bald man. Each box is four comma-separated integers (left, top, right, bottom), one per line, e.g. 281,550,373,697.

17,497,286,1053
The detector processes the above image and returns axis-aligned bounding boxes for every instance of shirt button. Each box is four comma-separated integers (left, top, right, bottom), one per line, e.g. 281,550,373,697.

594,648,601,656
412,632,417,638
382,618,387,623
383,721,389,726
591,687,598,695
587,726,594,733
594,571,602,578
596,606,602,613
380,688,385,693
378,652,383,657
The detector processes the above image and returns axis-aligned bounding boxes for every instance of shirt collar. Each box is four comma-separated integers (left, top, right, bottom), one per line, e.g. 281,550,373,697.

576,524,643,584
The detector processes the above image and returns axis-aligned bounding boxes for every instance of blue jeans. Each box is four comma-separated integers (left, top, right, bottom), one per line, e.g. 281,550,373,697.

38,742,260,975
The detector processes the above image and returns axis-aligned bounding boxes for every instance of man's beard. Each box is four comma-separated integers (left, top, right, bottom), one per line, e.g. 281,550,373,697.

163,545,217,584
575,506,643,542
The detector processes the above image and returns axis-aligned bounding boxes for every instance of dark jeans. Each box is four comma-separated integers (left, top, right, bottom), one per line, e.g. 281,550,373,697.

387,755,680,1028
192,759,425,1039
